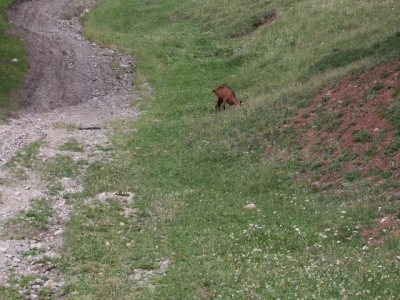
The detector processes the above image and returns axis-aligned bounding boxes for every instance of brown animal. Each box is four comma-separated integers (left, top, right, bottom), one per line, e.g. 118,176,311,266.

212,84,242,110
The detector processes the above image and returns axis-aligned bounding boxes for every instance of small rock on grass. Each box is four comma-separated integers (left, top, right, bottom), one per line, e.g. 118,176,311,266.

44,279,57,289
244,203,256,209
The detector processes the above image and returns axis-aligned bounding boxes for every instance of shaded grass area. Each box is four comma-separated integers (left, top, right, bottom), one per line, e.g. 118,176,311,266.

308,32,400,76
0,0,28,119
56,0,400,298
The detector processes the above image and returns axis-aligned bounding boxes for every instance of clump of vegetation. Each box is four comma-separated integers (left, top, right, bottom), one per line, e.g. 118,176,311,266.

59,139,84,152
384,91,400,133
44,155,78,180
0,0,29,119
352,129,374,143
6,141,42,179
3,198,53,239
384,137,400,155
8,141,42,168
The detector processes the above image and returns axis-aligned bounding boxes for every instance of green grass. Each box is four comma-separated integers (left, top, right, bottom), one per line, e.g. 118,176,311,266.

2,198,53,240
1,0,399,299
43,155,80,195
0,0,29,119
54,0,400,299
60,139,85,152
352,129,374,143
6,140,42,179
8,140,42,168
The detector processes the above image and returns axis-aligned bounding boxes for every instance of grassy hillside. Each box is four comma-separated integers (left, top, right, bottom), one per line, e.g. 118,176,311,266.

53,1,400,298
0,0,28,120
5,0,397,299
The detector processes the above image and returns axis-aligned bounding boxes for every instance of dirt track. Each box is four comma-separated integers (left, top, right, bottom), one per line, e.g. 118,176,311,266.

0,0,142,295
7,0,106,112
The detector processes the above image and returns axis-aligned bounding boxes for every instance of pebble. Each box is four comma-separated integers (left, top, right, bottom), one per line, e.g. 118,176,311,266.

31,285,41,290
244,203,256,209
44,279,57,289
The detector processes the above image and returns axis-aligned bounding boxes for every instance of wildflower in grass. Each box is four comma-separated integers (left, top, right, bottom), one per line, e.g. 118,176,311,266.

293,225,301,235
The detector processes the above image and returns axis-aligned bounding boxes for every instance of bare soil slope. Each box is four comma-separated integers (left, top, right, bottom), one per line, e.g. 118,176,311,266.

293,61,400,193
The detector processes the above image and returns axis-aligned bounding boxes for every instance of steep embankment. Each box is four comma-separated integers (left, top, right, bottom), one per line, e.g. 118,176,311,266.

292,61,400,193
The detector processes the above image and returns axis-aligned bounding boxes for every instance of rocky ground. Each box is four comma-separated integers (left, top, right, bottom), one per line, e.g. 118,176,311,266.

0,0,144,298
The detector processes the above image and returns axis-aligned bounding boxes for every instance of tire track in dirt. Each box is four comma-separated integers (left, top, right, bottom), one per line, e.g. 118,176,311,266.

7,0,105,111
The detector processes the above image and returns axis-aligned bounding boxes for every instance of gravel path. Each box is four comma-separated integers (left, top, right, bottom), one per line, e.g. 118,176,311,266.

0,0,143,297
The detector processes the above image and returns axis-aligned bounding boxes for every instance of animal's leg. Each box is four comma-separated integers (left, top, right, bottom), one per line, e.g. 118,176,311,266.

216,97,222,111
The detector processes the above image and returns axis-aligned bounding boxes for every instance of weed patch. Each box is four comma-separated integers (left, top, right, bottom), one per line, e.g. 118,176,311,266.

2,198,53,239
352,129,374,143
44,155,78,180
59,139,84,152
8,141,42,169
6,141,42,179
384,137,400,156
